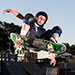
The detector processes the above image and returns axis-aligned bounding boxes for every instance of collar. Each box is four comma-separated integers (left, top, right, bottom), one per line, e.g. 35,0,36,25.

35,23,39,27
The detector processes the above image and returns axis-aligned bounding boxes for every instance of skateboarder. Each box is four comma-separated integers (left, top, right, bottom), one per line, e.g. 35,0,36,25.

4,9,61,65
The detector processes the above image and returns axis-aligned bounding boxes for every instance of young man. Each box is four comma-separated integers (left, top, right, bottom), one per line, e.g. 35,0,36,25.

3,9,57,66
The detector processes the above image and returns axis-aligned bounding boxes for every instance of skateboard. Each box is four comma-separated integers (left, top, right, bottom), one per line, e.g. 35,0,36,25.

10,33,66,54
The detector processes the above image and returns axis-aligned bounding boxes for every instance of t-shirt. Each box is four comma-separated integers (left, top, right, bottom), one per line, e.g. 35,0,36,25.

35,23,46,38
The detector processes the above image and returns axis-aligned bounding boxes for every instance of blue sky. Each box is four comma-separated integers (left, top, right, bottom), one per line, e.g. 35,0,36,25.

0,0,75,45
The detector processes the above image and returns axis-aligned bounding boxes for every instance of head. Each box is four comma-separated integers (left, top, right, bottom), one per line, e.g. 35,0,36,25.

35,11,48,27
24,13,35,25
51,26,62,40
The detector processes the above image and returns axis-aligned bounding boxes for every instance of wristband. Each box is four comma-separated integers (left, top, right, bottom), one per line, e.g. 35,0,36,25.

20,30,27,36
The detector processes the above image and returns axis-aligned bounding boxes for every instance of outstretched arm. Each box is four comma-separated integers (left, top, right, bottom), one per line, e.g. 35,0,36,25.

3,9,24,20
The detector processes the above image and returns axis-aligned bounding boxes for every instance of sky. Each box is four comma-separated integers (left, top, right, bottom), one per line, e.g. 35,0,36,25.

0,0,75,45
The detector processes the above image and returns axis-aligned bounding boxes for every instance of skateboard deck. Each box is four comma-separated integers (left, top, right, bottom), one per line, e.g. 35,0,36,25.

10,33,66,54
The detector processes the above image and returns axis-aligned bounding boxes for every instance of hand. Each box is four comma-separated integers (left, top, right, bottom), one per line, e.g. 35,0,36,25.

50,53,56,66
50,37,55,43
3,9,12,14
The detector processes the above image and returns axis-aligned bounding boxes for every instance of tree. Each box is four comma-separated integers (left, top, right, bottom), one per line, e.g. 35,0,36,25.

0,21,21,53
70,44,75,55
63,43,70,53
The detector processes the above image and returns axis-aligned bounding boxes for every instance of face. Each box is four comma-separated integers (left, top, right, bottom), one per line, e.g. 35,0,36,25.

36,15,46,26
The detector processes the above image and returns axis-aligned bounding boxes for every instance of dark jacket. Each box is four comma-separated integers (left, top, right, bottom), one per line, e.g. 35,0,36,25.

40,29,53,41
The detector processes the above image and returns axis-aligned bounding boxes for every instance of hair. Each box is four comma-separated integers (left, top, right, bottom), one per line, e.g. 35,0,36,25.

35,11,48,27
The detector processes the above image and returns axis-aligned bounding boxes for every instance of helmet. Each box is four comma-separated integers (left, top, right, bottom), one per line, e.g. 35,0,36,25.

51,26,62,37
35,11,48,27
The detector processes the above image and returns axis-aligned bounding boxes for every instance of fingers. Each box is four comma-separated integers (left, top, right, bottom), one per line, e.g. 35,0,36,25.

50,61,56,66
53,60,56,66
50,58,56,66
3,10,6,14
